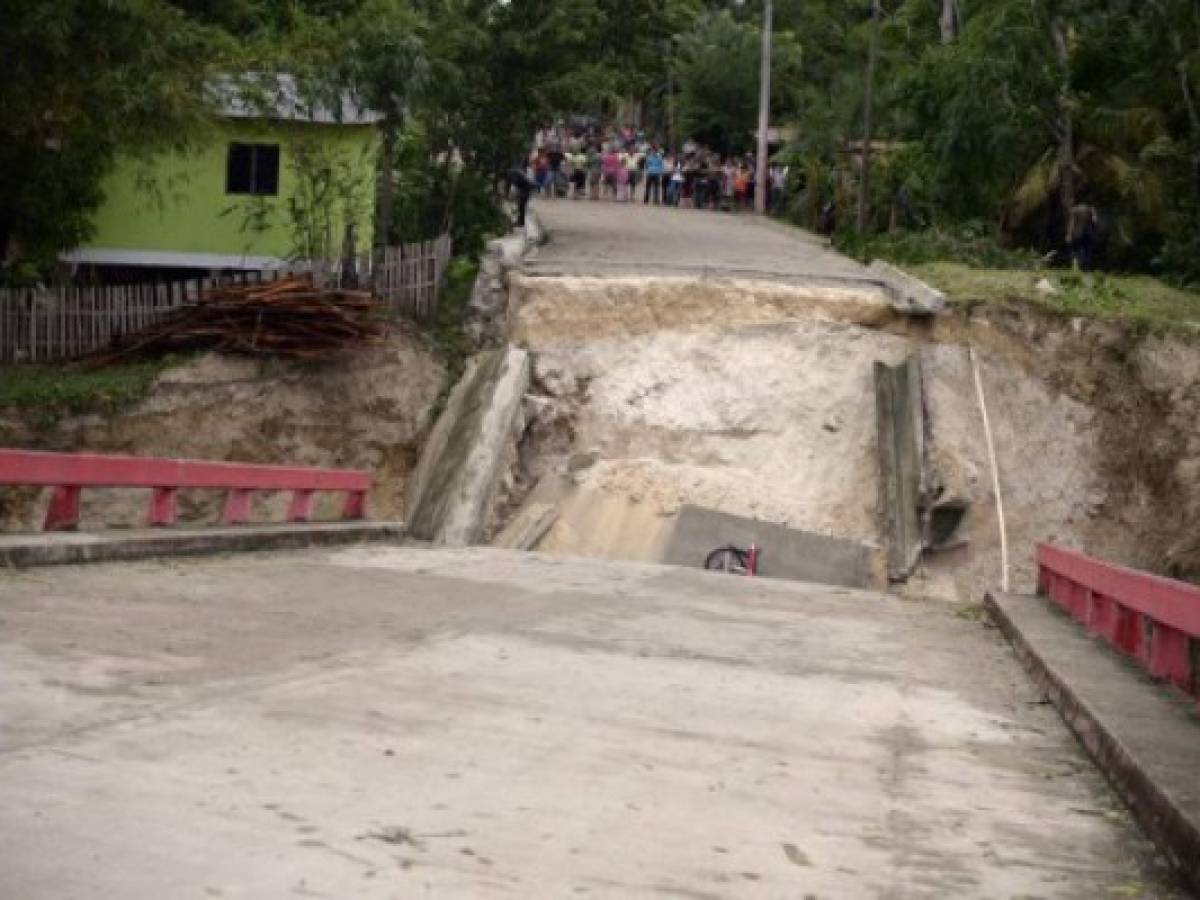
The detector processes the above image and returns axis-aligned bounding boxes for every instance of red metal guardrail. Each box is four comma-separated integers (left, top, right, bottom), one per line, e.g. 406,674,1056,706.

0,449,369,531
1038,543,1200,703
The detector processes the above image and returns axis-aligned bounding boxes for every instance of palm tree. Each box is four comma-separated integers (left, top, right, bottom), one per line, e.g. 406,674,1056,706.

1004,105,1168,251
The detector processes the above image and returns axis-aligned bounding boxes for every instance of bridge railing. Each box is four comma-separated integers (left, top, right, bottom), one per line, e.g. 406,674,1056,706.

0,449,370,531
1037,543,1200,703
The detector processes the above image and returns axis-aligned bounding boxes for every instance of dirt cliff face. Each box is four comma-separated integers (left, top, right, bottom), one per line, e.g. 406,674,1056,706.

931,307,1200,585
0,335,445,531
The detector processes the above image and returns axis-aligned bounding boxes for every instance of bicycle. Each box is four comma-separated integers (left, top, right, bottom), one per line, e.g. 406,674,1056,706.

703,544,760,576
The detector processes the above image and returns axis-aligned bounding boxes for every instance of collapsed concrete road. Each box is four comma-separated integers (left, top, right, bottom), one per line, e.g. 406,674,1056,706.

465,201,1200,610
0,548,1183,898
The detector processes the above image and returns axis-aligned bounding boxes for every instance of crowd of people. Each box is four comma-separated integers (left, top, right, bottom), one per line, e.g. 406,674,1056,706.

508,123,789,224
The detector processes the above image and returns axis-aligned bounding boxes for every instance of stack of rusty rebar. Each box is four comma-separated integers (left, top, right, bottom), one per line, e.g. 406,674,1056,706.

110,276,388,359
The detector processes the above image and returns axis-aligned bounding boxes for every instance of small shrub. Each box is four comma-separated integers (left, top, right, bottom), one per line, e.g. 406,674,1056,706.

835,225,1041,270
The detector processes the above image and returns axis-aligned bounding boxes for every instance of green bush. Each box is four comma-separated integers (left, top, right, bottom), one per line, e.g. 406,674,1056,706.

835,224,1042,271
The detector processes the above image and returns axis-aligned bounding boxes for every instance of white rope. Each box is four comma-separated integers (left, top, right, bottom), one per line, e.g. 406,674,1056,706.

969,345,1010,593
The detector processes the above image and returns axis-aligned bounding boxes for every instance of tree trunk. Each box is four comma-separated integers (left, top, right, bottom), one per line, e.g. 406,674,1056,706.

754,0,773,215
940,0,960,43
1168,24,1200,200
1051,16,1076,245
857,0,882,233
377,122,397,251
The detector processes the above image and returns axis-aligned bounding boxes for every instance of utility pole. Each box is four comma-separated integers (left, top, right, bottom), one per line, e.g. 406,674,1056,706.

939,0,959,43
857,0,881,233
754,0,773,214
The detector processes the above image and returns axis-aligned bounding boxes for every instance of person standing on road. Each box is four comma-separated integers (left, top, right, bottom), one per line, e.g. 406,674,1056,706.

690,157,706,210
507,165,536,228
624,147,641,202
534,150,550,197
616,148,631,201
546,145,564,199
770,163,789,213
587,144,603,200
644,145,664,204
601,145,621,200
570,149,588,199
734,164,750,210
670,163,684,207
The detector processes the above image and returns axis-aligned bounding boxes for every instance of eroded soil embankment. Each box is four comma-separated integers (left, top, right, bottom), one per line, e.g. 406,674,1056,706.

931,307,1200,584
0,334,445,531
499,274,1200,602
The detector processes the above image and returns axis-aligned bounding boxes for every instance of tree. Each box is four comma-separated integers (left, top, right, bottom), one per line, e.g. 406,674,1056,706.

0,0,239,280
673,10,803,156
335,0,430,249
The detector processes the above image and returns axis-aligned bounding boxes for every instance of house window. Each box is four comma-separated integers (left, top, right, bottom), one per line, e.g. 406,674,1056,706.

226,143,280,196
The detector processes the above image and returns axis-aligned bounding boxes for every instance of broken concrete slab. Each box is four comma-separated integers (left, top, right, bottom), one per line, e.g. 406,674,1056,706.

491,501,558,550
660,504,885,590
986,591,1200,893
406,347,531,546
869,259,947,316
875,355,926,581
509,275,895,348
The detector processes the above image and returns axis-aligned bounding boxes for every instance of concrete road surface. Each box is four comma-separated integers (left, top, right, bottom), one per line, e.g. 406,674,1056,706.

0,548,1182,898
528,200,873,283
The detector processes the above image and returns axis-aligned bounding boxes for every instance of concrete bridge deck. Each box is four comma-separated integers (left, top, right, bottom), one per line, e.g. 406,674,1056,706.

0,547,1181,898
526,200,874,283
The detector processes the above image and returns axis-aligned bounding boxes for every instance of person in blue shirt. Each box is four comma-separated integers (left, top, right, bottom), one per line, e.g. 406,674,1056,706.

643,146,665,205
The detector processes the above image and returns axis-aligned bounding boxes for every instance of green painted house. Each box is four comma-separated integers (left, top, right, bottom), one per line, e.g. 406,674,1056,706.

63,77,381,274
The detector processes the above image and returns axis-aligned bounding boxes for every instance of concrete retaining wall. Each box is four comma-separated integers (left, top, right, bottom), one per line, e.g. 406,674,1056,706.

405,347,531,546
869,260,947,316
464,212,544,349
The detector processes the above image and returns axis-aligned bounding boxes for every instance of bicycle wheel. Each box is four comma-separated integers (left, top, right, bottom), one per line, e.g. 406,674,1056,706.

704,546,749,574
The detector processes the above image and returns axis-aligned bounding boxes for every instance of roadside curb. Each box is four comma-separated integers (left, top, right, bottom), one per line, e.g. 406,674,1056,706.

985,591,1200,892
0,522,407,569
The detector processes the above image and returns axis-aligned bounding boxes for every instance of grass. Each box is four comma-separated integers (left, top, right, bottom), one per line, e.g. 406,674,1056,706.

910,263,1200,335
0,356,185,424
835,225,1041,271
827,223,1200,335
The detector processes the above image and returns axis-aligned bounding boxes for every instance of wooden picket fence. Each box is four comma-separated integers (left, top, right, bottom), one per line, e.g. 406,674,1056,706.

0,233,452,364
370,233,452,323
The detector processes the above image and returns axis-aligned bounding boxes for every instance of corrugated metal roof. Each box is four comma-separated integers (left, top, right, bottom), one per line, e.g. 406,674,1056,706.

210,74,384,126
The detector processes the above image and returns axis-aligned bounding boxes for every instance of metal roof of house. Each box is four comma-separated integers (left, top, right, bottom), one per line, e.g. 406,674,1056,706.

210,74,384,126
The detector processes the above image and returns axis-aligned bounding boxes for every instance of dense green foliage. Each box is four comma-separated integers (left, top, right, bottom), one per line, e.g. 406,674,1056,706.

835,224,1042,271
0,0,711,276
5,0,1200,289
1,0,235,278
673,10,803,155
765,0,1200,282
